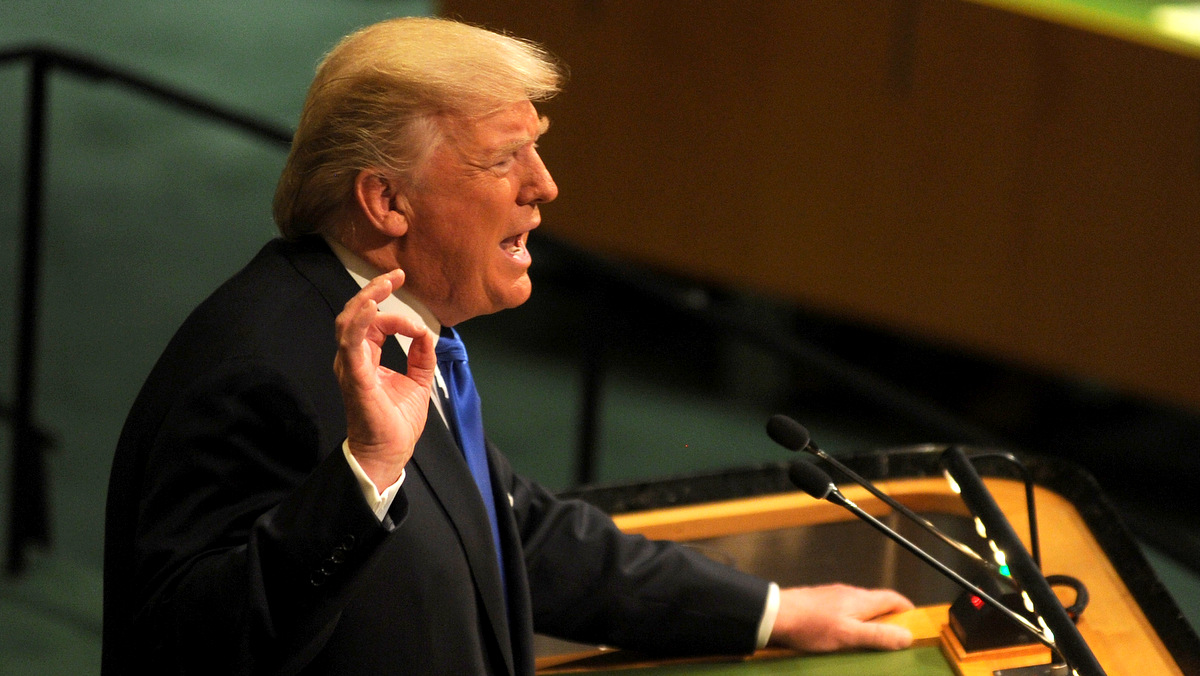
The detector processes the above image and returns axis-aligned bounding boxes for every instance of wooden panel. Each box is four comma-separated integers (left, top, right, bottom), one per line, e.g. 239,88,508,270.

438,0,1200,409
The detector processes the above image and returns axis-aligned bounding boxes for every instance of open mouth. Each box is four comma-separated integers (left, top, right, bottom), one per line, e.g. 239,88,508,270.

501,232,530,261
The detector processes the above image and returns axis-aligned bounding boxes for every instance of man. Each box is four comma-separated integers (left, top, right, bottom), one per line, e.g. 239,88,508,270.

103,16,913,675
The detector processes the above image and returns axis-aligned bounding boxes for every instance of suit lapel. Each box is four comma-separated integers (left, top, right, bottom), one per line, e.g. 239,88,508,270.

279,236,365,318
283,236,516,674
407,402,515,675
487,442,535,676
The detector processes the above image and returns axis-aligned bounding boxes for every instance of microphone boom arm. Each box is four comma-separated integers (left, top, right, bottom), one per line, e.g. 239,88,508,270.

822,484,1057,651
808,444,1002,574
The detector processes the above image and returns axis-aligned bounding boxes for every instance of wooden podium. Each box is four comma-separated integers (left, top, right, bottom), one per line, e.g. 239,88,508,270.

535,448,1200,675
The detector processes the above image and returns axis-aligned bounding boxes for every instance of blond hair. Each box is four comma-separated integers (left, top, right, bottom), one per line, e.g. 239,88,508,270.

273,17,564,238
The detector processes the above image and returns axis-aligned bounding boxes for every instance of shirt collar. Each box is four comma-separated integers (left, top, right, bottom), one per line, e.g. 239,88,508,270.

324,236,451,406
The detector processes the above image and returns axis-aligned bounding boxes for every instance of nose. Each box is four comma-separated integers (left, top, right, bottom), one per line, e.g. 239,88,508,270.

519,150,558,205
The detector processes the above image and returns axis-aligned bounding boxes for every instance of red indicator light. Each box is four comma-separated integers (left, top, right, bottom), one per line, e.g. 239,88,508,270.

970,595,985,610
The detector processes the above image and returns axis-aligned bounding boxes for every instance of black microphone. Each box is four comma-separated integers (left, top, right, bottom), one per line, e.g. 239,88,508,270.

767,414,1001,576
941,447,1105,676
785,458,1060,656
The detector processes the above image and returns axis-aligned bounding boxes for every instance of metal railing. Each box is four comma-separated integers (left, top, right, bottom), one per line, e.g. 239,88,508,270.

0,46,292,574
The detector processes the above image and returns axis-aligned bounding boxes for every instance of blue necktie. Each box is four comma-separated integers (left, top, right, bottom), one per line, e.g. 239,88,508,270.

435,327,506,588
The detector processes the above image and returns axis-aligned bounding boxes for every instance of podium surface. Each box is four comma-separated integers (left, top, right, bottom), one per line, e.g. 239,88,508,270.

537,448,1200,675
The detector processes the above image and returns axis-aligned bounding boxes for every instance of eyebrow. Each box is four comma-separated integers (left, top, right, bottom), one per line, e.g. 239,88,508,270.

493,116,551,157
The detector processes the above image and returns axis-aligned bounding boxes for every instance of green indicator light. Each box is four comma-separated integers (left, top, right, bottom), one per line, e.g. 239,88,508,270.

999,565,1011,577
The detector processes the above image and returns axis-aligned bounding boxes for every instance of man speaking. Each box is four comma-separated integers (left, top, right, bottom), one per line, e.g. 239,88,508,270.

103,16,913,675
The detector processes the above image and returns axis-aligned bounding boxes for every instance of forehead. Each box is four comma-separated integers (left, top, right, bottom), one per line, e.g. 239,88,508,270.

438,101,548,153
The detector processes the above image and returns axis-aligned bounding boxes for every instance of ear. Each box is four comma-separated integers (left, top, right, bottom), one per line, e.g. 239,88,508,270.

354,169,411,238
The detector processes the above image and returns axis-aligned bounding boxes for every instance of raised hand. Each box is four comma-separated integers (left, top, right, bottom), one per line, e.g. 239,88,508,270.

333,269,437,488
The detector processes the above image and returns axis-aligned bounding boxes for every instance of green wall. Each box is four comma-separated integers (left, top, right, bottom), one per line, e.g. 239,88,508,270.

0,4,431,672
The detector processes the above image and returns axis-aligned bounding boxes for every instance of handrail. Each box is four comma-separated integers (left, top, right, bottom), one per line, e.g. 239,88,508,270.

1,46,293,574
0,47,294,145
534,236,1007,485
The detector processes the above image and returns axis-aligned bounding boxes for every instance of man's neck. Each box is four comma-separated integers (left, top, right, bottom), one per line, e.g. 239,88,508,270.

323,236,444,337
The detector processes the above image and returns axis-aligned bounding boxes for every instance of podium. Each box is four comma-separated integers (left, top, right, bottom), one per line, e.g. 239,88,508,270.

536,447,1200,675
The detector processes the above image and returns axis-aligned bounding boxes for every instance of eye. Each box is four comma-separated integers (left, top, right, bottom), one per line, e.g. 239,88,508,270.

489,152,519,174
487,142,535,173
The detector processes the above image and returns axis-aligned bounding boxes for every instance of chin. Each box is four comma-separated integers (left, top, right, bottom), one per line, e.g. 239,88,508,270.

495,278,533,312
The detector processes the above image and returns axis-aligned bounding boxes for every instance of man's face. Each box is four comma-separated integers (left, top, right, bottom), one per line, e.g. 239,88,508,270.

396,100,557,327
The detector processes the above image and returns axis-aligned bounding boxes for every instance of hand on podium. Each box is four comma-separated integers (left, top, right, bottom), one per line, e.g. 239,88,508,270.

768,584,915,653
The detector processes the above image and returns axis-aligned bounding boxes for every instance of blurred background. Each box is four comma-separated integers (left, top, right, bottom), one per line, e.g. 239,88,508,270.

2,0,1199,673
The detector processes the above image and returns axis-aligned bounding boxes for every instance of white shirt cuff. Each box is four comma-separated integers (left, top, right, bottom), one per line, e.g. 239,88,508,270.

342,440,405,521
756,582,781,649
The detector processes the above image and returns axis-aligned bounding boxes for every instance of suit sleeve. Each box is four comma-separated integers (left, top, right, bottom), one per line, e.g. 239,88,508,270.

130,360,400,675
499,454,771,657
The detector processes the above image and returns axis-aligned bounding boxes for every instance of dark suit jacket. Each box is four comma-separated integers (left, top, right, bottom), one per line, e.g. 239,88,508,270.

103,236,770,675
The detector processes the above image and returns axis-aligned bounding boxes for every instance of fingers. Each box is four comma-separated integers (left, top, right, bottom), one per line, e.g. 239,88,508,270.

843,587,914,621
842,588,915,651
334,299,378,385
333,268,435,396
333,269,433,487
846,617,914,651
349,268,405,318
336,269,428,353
403,322,437,390
371,311,430,343
336,269,405,354
837,587,915,651
771,584,917,653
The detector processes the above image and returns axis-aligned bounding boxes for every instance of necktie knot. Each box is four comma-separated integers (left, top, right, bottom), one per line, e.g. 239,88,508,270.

436,328,469,364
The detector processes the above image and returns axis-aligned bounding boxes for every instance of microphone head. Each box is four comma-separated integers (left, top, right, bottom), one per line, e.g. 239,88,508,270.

766,414,811,452
788,460,835,500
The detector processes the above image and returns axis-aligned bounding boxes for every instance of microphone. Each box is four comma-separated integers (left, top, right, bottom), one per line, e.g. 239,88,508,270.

767,414,1002,576
785,459,1061,655
768,416,1092,655
941,447,1105,676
